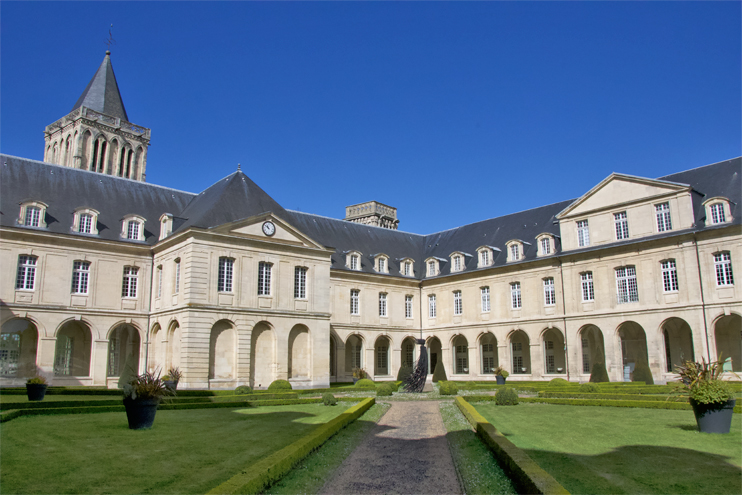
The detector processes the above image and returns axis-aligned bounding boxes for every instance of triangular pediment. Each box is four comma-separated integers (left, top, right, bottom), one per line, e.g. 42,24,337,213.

212,213,326,250
557,173,690,219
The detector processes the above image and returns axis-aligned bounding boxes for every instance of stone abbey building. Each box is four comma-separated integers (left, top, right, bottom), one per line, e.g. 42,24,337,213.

1,52,740,389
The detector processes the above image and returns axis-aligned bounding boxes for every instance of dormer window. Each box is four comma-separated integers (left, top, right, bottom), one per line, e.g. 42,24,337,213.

18,201,48,228
121,215,146,241
159,213,173,240
347,252,362,271
506,240,524,262
703,198,732,225
72,208,99,235
400,258,414,277
536,234,555,257
449,252,467,273
476,246,498,268
426,259,439,277
480,249,490,266
375,255,389,274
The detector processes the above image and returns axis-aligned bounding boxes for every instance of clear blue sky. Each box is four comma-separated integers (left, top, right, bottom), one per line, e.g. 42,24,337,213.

2,2,740,234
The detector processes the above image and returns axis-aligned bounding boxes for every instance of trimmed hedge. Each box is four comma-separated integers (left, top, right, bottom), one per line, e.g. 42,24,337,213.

538,392,688,402
549,378,570,387
520,396,742,413
354,379,376,389
397,365,414,382
545,386,678,395
494,388,519,405
632,360,654,385
207,398,376,495
268,380,293,391
432,361,447,382
579,383,600,393
322,393,337,406
376,384,394,397
439,381,459,396
455,397,570,495
589,362,610,383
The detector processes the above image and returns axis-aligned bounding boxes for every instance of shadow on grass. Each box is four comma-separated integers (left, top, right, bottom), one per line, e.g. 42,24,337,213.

523,444,742,495
667,423,699,432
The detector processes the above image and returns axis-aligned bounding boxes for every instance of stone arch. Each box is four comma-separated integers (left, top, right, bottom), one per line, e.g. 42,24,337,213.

426,336,442,375
288,324,311,379
51,142,58,164
345,333,365,373
401,336,418,368
617,321,649,381
107,323,140,378
148,323,162,372
79,130,92,170
509,330,531,374
714,314,741,372
578,324,606,375
660,317,694,373
478,332,498,374
1,318,39,377
209,319,236,380
64,135,72,166
133,146,144,179
54,320,92,376
108,138,120,175
374,335,391,377
250,321,275,388
542,327,566,374
167,320,182,371
451,334,470,375
329,333,338,381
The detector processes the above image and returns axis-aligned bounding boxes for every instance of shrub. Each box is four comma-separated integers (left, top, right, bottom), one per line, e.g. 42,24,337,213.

26,375,47,385
167,366,183,382
432,361,447,382
352,367,367,380
354,379,376,389
494,387,519,405
267,379,293,391
123,370,171,401
589,362,610,383
690,380,733,405
376,384,394,396
439,381,459,396
396,365,413,382
322,392,337,405
549,378,570,387
493,366,509,378
632,360,654,385
235,385,252,395
579,383,600,393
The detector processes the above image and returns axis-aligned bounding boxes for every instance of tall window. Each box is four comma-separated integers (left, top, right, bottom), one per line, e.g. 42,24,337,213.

453,290,463,315
71,261,90,295
614,212,629,240
482,343,495,373
350,254,359,270
512,342,523,372
24,206,41,227
661,260,679,292
404,261,411,276
510,244,520,261
455,345,468,374
481,286,491,312
577,220,590,247
404,342,414,367
656,203,672,232
428,294,437,318
581,272,594,302
350,289,360,315
540,238,551,255
351,344,362,369
405,295,413,319
714,252,734,286
1,333,21,376
378,257,386,273
710,203,726,224
218,257,233,292
543,278,556,306
258,262,272,295
480,249,490,266
510,282,522,309
453,256,462,272
174,259,181,294
157,265,163,298
294,266,307,298
428,261,436,276
377,344,388,372
126,220,140,240
79,213,93,234
379,293,387,317
15,255,37,290
121,266,139,298
616,266,639,303
582,338,590,373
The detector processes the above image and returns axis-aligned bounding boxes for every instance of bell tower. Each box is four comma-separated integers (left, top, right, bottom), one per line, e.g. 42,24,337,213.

43,51,151,181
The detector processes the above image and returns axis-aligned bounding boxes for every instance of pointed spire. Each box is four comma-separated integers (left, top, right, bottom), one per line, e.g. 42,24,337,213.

71,51,129,121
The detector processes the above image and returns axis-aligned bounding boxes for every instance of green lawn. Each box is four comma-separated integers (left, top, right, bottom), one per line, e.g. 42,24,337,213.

475,402,742,495
0,394,119,404
1,404,346,494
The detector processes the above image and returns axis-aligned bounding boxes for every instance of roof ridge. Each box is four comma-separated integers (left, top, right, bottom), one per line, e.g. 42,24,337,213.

287,209,425,237
659,156,742,178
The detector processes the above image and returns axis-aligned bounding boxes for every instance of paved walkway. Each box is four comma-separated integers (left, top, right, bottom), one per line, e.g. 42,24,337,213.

319,401,462,495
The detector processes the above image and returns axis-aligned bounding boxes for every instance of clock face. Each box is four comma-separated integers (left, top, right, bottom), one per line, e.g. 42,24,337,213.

262,221,276,236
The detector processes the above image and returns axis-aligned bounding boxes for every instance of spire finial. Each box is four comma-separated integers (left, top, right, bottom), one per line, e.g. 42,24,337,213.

105,24,116,54
237,163,241,171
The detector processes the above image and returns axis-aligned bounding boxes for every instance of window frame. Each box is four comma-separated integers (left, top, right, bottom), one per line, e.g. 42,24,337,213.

294,266,307,299
481,286,491,313
121,215,146,241
121,266,139,298
714,252,734,286
218,257,234,293
350,289,360,315
660,259,679,292
581,272,595,302
258,261,272,296
577,220,590,247
174,258,181,294
405,295,413,319
453,290,463,316
71,260,91,295
428,294,437,318
655,202,672,232
614,211,629,240
379,292,388,317
72,208,99,235
543,277,556,306
15,255,38,291
510,282,522,309
616,266,639,304
18,201,48,229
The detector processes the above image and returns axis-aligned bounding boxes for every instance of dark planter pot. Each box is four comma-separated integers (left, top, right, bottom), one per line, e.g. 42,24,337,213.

352,377,359,384
163,380,178,392
123,398,160,430
496,376,506,385
690,398,736,434
26,383,48,401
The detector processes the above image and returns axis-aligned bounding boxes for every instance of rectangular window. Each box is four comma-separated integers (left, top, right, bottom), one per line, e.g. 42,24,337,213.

481,250,490,266
614,212,629,240
25,206,41,227
351,344,362,369
350,289,360,315
377,346,388,371
121,266,139,298
546,355,556,373
79,213,93,234
714,252,734,286
543,278,556,306
581,272,595,302
453,256,461,271
661,260,679,292
404,261,411,276
0,333,21,376
481,286,491,312
404,343,414,367
350,254,359,270
541,238,551,255
710,203,726,224
428,294,437,318
378,257,386,273
405,295,413,319
616,266,639,304
482,343,494,374
511,282,521,309
71,261,90,295
258,262,272,295
127,220,140,240
510,244,520,261
577,220,590,247
656,203,672,232
15,255,37,290
379,293,387,317
428,261,436,276
453,290,463,315
157,265,163,298
218,257,233,292
582,338,590,373
174,260,181,294
294,266,307,298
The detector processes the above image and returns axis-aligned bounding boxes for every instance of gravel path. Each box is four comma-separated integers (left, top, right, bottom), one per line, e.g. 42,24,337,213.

319,401,462,495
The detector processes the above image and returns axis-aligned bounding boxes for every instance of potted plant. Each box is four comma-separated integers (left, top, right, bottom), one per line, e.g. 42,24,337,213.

352,367,367,384
494,366,509,385
162,366,182,392
26,375,48,401
122,370,171,430
675,357,737,434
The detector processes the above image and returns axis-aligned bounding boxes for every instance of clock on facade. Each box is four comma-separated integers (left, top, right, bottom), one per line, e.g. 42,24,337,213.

262,221,276,236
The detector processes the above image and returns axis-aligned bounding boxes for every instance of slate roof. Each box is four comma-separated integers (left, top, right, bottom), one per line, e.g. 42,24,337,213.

71,52,129,122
